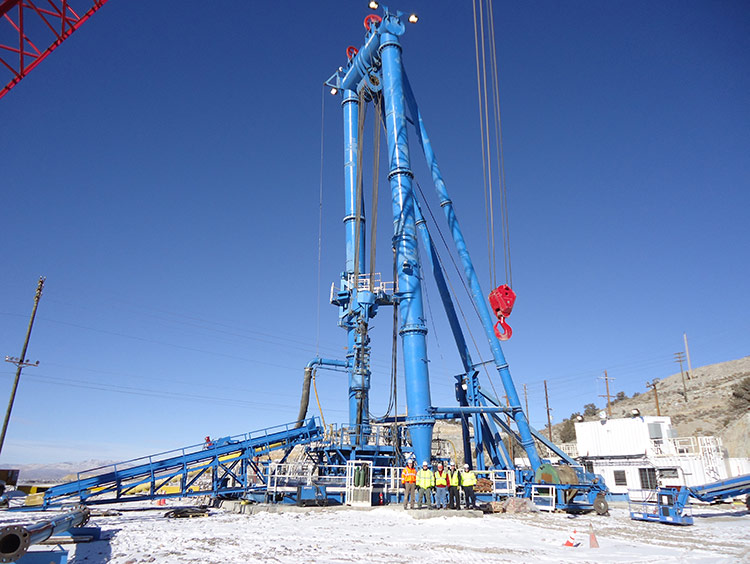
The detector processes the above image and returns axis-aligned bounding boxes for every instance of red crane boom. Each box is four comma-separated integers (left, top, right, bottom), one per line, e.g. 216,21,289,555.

0,0,108,99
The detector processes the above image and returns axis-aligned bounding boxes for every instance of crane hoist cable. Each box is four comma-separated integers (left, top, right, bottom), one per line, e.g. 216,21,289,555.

413,180,502,403
316,86,326,356
472,0,513,288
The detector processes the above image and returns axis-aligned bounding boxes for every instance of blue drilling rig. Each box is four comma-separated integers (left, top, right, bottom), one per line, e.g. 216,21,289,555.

34,5,608,513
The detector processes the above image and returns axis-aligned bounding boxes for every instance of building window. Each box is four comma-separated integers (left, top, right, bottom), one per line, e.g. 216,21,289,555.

639,467,658,489
659,468,678,479
648,423,663,439
613,470,627,486
583,461,594,473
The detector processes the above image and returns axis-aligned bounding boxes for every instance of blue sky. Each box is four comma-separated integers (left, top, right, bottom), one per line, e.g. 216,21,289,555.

1,1,748,464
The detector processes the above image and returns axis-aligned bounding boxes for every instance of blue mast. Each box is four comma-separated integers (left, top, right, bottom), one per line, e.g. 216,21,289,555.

379,14,433,465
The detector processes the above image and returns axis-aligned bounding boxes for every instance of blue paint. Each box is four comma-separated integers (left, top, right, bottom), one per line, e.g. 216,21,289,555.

379,23,433,466
403,74,542,471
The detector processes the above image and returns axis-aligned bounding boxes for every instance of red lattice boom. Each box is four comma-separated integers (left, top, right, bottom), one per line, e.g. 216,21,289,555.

0,0,109,99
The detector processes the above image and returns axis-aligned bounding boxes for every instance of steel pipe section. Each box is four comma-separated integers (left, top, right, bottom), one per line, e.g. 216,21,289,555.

0,506,89,563
379,26,433,465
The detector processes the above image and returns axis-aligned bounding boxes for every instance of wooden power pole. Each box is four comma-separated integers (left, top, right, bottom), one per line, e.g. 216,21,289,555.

599,370,614,417
674,351,689,402
0,277,45,455
646,379,661,416
544,380,553,440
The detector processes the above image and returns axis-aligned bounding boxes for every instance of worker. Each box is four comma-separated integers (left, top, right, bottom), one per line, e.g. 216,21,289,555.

416,460,435,509
460,463,477,509
401,459,417,509
433,462,449,509
447,461,461,509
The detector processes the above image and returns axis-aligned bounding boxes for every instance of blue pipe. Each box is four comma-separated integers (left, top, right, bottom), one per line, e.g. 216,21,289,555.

379,28,433,466
341,89,368,432
403,74,542,471
430,406,512,414
306,358,350,372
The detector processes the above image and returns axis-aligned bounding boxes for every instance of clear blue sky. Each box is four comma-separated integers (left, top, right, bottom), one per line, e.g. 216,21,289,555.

1,1,748,464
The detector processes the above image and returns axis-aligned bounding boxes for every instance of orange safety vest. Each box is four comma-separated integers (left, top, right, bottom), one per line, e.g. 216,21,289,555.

402,466,417,484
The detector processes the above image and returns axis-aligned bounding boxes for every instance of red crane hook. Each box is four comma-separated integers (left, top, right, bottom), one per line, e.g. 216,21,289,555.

488,284,516,341
346,46,359,60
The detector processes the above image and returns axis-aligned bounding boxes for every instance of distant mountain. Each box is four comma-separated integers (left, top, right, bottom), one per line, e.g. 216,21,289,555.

8,459,115,483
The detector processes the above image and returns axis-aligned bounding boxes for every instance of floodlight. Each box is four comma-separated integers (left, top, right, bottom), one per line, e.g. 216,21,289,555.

368,1,379,9
330,87,339,95
408,13,419,24
631,408,641,417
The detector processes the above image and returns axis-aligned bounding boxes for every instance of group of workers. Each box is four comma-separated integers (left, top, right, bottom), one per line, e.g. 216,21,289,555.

401,459,477,510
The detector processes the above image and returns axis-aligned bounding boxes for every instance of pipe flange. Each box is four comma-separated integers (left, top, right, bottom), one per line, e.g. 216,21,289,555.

0,525,31,563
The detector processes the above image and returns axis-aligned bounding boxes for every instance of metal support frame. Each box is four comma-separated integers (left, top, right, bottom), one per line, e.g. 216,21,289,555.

0,0,109,99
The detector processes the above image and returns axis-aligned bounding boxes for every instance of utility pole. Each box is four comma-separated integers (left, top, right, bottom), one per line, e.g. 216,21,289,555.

674,351,688,402
0,277,45,456
523,383,529,418
598,370,614,417
646,379,661,416
683,333,692,379
544,380,553,441
503,394,514,462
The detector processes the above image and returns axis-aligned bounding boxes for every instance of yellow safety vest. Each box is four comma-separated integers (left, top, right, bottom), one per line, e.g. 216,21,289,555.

448,470,461,487
434,470,448,487
460,470,477,487
416,469,435,489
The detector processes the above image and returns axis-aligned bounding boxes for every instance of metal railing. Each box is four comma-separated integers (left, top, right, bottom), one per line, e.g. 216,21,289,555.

531,485,556,512
330,273,396,302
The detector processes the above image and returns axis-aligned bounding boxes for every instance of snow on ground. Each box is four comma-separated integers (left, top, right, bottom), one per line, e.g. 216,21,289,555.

2,502,748,563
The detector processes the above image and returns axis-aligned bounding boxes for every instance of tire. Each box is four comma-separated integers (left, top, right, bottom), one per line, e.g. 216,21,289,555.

593,495,608,516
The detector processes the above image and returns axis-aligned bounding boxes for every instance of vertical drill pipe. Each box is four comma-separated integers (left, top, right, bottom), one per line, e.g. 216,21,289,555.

0,506,89,563
342,89,368,431
403,76,542,470
380,31,433,465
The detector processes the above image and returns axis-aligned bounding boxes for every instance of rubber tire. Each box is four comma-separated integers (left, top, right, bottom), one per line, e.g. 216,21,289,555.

593,495,609,516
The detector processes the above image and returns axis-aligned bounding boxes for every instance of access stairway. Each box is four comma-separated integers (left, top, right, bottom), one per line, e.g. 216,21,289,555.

34,418,323,508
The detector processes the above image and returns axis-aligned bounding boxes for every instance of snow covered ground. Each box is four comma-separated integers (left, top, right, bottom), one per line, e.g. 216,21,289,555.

2,501,748,563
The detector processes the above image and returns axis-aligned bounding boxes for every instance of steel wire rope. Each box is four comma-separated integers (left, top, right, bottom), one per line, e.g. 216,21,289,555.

34,299,352,364
486,0,512,286
412,180,502,402
477,0,498,287
316,85,326,357
471,0,495,289
314,86,328,427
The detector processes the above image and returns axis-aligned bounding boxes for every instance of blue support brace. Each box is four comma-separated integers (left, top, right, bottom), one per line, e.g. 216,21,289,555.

402,74,542,471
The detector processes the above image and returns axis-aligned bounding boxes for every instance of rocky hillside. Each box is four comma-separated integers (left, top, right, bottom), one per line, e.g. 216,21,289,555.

553,356,750,458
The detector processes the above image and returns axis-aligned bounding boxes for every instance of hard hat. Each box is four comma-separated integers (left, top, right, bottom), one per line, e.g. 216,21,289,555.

437,462,444,468
422,461,429,466
449,462,456,467
463,463,470,470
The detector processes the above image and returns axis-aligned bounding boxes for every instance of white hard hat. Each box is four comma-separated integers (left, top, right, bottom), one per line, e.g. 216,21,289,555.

422,460,429,466
463,463,470,470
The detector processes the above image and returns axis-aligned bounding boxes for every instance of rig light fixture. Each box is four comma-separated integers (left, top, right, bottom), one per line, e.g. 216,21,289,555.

368,1,379,9
631,408,641,418
408,13,419,24
330,87,339,95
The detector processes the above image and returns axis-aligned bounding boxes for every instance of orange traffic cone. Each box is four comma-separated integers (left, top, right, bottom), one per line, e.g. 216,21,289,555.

157,498,166,506
588,523,599,548
563,529,580,547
